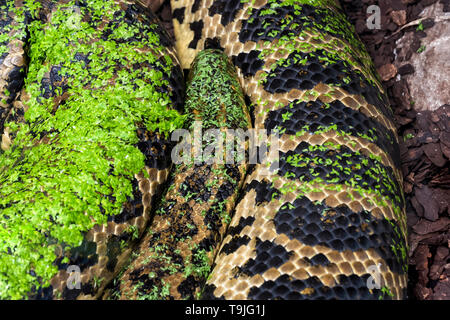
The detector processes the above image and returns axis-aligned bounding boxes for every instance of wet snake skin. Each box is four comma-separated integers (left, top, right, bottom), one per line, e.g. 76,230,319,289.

170,0,408,299
105,49,251,300
0,0,184,299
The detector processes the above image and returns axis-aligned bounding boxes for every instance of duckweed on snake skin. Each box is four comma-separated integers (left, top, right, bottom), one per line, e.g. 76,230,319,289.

105,49,251,300
0,0,184,299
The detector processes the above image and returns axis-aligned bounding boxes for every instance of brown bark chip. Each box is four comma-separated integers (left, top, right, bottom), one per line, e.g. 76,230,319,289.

423,143,447,167
390,10,408,26
431,279,450,299
377,63,398,81
429,246,449,280
415,186,440,221
413,217,450,234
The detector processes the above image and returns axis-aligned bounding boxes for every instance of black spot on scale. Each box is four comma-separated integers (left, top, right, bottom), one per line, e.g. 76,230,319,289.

208,0,244,26
273,196,406,274
136,55,185,113
220,235,250,255
105,237,121,272
30,285,54,300
69,240,99,271
200,284,226,300
5,65,25,101
263,49,393,120
105,232,133,272
227,216,255,237
62,286,82,300
203,205,223,237
244,95,255,128
191,0,202,14
307,253,331,267
276,140,403,209
244,179,280,205
204,37,224,51
61,280,96,300
232,50,264,77
136,128,174,170
168,63,186,113
237,239,293,277
73,52,90,66
53,239,98,272
197,234,217,253
216,164,241,203
39,65,69,100
188,20,204,49
172,7,185,24
108,178,143,224
74,0,88,8
201,164,240,232
179,165,213,202
264,99,401,170
178,275,202,299
247,274,384,300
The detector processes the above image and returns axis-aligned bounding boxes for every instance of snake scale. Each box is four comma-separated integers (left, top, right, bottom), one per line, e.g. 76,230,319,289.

0,0,408,300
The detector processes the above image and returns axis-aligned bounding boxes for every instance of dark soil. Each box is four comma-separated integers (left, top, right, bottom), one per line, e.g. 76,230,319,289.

152,0,450,300
341,0,450,300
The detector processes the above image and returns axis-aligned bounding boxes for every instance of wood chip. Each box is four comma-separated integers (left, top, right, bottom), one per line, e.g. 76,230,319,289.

390,10,407,26
423,143,447,167
412,217,450,235
415,185,440,221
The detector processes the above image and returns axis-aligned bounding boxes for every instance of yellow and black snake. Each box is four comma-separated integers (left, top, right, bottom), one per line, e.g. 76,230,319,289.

105,48,251,300
0,0,408,300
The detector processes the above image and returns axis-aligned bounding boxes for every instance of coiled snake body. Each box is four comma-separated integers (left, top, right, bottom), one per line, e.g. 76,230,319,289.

169,0,408,300
0,0,408,300
0,0,184,299
106,49,251,300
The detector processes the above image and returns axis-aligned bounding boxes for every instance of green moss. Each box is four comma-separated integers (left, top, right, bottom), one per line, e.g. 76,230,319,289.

379,286,395,300
0,0,184,299
185,49,249,131
245,0,383,90
121,49,248,299
416,22,424,31
184,247,211,280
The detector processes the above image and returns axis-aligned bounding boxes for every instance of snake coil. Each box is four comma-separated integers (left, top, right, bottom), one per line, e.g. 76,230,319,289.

0,0,408,300
0,0,184,299
170,0,408,300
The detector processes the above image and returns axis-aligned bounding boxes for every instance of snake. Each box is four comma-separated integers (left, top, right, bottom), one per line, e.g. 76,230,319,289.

0,0,408,300
104,48,251,300
0,0,185,299
165,0,408,299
